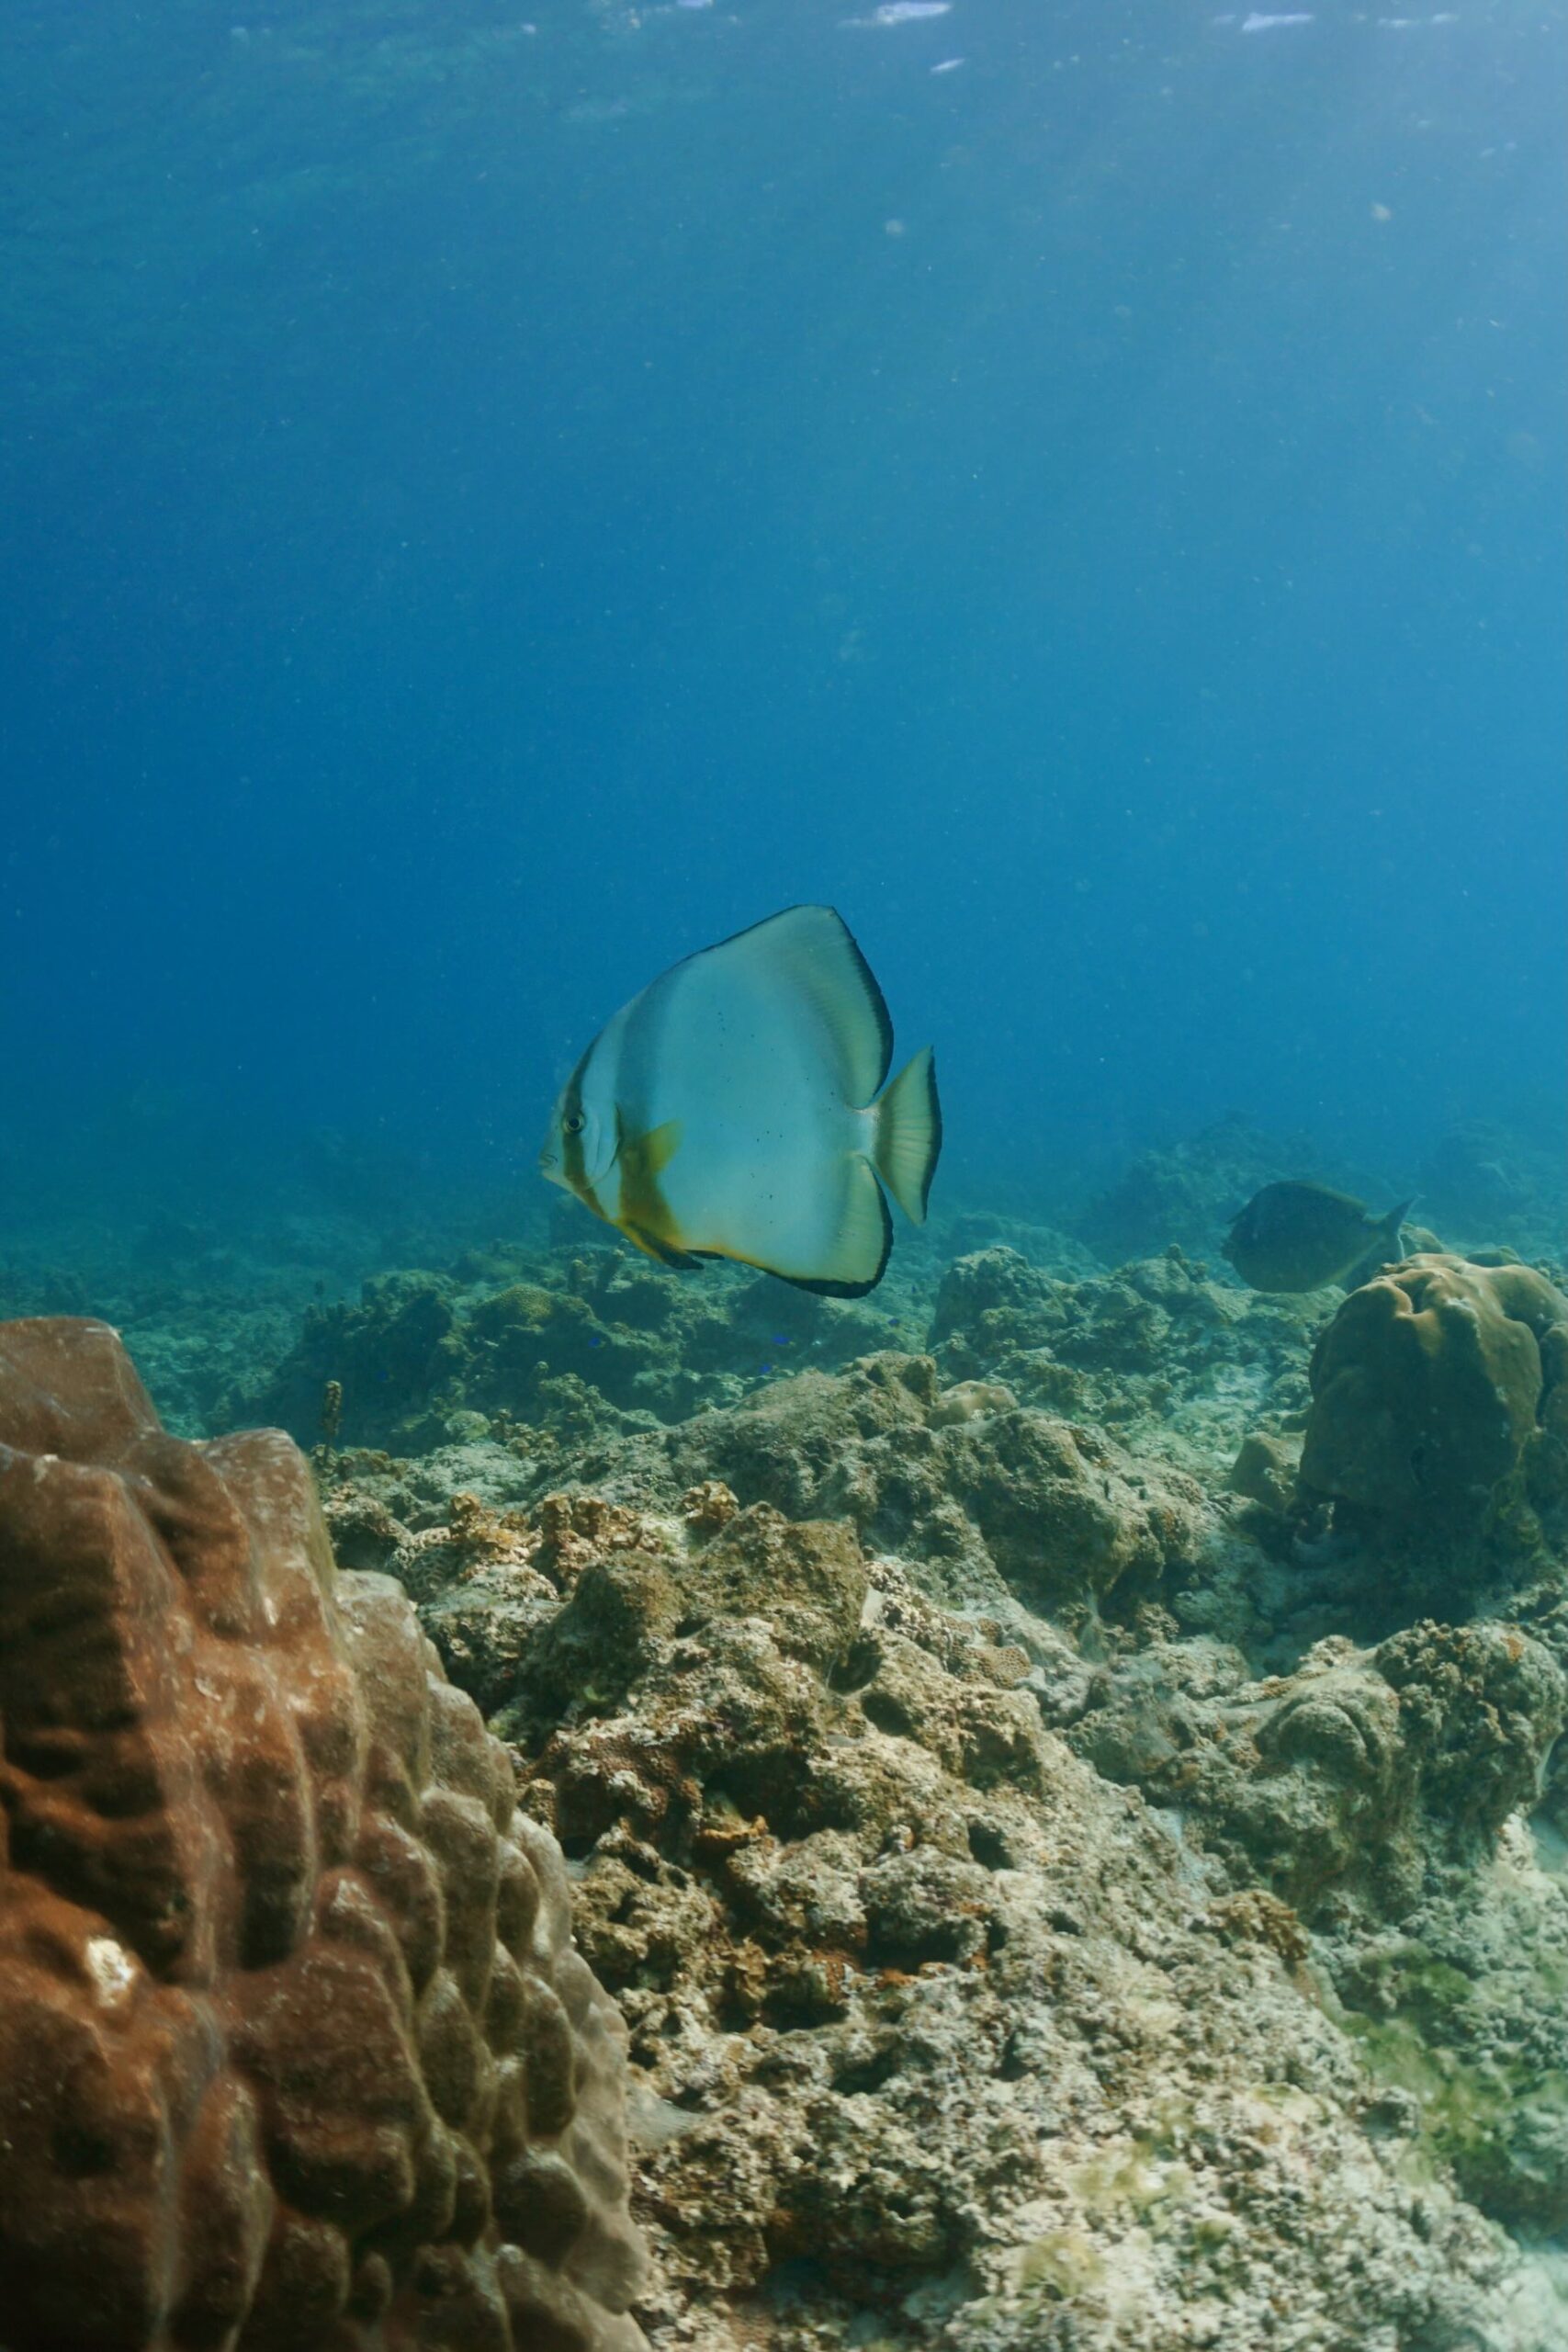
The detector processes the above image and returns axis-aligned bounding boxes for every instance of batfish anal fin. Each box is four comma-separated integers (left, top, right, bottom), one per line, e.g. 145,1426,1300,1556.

691,1159,894,1296
791,1158,894,1295
772,1263,886,1299
620,1219,703,1271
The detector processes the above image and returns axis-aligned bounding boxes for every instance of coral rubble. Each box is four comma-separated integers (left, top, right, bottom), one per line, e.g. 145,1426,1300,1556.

392,1487,1532,2350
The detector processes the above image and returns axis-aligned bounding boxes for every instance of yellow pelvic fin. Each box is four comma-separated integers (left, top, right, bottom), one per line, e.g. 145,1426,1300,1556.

614,1114,688,1255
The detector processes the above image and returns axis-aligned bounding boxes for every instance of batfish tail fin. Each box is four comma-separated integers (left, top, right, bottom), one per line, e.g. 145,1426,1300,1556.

873,1046,942,1226
1382,1197,1416,1261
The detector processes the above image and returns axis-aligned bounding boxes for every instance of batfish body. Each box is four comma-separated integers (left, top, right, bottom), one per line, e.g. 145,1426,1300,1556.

539,905,941,1296
1223,1181,1413,1294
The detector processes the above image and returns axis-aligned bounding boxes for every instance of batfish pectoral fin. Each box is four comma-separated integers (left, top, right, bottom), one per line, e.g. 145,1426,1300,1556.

614,1114,691,1263
630,1116,683,1177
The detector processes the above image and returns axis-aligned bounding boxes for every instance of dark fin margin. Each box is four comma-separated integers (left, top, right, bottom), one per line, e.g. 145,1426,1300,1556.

768,1181,895,1299
665,904,895,1101
912,1050,942,1219
831,911,896,1101
626,1223,704,1271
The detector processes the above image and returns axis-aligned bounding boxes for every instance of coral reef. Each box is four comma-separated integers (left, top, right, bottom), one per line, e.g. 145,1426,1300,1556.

241,1251,916,1453
9,1154,1568,2349
1073,1115,1320,1264
1416,1122,1562,1245
601,1351,1206,1622
1069,1621,1566,1924
930,1243,1316,1457
0,1317,647,2352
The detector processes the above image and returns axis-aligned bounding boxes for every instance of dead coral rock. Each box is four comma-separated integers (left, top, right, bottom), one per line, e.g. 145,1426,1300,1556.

536,1491,657,1589
518,1553,686,1737
1374,1618,1568,1838
1227,1430,1301,1515
244,1250,904,1454
321,1481,412,1572
644,1352,1201,1623
386,1492,690,1728
679,1479,739,1532
958,1408,1201,1618
930,1246,1063,1352
681,1503,868,1674
1300,1252,1568,1523
1071,1623,1566,1925
667,1353,942,1531
248,1268,464,1450
416,1552,565,1719
0,1317,648,2352
929,1244,1313,1465
928,1377,1019,1427
510,1528,1517,2348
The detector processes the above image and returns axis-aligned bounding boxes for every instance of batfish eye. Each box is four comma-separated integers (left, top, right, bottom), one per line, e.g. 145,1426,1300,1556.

563,1112,585,1135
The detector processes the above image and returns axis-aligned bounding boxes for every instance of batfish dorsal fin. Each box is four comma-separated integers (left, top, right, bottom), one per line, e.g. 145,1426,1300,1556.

674,905,894,1109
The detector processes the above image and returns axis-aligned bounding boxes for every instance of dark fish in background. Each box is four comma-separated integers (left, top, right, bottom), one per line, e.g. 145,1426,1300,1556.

1222,1181,1413,1294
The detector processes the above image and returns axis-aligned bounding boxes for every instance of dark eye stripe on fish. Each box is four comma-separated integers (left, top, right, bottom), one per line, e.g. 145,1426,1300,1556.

558,1046,604,1216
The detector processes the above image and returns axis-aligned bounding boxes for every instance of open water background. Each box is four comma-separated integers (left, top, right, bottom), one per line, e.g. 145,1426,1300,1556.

2,0,1563,1237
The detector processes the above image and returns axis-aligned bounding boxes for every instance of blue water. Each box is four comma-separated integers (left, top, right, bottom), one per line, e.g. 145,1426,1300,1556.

3,0,1563,1235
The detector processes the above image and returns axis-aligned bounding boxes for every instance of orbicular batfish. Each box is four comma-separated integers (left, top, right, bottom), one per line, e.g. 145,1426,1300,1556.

539,905,941,1296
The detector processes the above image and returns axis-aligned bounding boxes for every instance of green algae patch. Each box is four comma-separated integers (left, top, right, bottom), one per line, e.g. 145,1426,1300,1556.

1072,2143,1198,2224
1348,1994,1568,2231
1013,2228,1108,2299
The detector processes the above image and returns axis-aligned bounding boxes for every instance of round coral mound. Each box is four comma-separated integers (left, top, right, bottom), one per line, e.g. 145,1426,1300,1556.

1300,1252,1568,1520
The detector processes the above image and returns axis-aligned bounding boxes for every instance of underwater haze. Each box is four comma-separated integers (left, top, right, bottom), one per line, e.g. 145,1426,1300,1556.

7,10,1568,2349
3,0,1564,1237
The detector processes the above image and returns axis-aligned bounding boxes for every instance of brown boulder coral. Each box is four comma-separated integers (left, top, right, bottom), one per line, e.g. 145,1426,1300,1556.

1300,1252,1568,1524
0,1317,647,2352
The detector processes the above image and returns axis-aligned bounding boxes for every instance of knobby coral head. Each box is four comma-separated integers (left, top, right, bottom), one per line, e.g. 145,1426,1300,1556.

0,1314,648,2352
